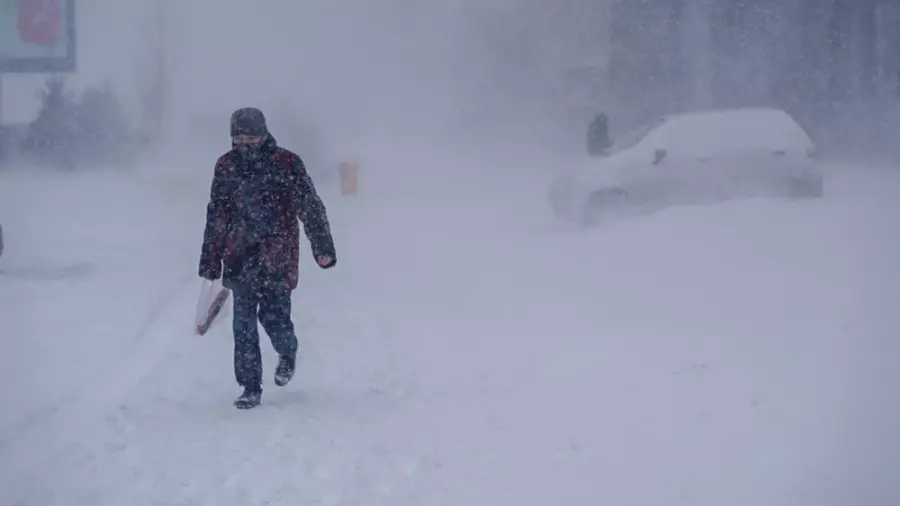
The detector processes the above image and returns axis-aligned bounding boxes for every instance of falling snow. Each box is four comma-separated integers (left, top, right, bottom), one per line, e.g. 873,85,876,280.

1,1,899,505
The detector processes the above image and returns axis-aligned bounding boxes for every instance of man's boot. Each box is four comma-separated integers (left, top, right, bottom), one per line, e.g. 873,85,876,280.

234,387,262,409
274,354,296,387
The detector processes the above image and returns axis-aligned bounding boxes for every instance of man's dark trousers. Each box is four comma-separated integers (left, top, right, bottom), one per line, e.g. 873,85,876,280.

231,286,298,390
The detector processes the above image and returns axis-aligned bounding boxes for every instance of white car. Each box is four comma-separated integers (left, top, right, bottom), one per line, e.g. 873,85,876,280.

550,107,824,224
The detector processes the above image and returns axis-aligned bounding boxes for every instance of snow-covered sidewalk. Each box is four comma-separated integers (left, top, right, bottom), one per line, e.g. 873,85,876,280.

1,162,898,505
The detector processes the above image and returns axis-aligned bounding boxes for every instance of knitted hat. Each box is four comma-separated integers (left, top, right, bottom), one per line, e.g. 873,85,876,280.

230,107,268,137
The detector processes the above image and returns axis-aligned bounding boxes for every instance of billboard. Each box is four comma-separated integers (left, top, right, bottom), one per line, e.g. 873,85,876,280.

0,0,76,72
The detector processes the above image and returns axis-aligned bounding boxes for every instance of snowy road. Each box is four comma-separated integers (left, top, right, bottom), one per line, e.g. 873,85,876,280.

1,161,898,505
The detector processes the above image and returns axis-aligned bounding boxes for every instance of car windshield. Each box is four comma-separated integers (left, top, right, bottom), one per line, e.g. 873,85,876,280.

609,117,666,155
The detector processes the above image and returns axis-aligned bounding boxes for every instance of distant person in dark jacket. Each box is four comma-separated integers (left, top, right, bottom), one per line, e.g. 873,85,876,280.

199,107,336,409
587,112,613,157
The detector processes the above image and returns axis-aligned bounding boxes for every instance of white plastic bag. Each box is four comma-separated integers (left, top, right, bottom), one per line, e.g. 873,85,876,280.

194,279,232,335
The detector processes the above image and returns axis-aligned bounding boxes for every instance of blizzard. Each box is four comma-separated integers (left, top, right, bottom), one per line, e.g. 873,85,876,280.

1,136,898,504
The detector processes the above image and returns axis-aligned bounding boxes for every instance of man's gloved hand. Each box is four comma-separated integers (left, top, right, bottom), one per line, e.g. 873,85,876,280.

316,255,335,269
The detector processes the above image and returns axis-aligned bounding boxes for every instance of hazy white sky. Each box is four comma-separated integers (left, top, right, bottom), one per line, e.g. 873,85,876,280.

2,0,613,153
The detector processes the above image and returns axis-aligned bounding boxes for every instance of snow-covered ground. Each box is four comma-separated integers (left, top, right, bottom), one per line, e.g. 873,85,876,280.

1,154,898,505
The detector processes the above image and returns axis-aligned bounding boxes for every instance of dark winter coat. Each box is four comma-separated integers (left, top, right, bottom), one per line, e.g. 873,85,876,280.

199,135,335,291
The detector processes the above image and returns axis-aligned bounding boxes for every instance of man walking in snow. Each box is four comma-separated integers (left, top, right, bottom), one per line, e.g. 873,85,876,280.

199,107,336,409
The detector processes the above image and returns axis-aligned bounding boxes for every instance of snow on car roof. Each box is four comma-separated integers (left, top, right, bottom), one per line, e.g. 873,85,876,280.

646,107,814,155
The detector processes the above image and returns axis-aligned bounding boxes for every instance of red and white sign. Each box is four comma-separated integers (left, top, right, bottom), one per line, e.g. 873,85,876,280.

17,0,62,46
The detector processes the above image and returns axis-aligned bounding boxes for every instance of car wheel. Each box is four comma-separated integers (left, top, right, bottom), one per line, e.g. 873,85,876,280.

582,188,627,226
788,174,824,199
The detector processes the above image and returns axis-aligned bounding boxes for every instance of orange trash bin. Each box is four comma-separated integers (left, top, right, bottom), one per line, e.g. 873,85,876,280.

339,159,358,195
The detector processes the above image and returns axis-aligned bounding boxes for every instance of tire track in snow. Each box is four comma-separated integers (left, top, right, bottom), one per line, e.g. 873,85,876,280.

0,271,198,501
79,271,198,407
0,271,195,448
